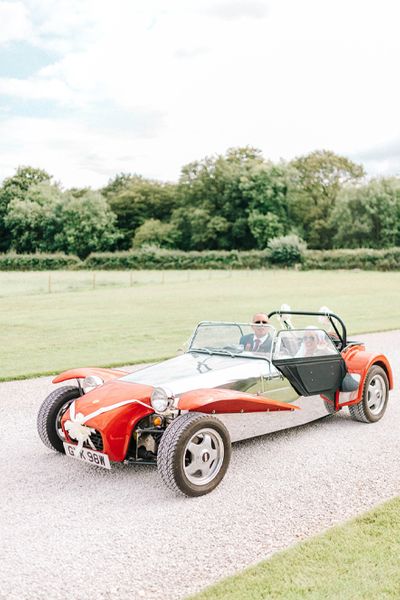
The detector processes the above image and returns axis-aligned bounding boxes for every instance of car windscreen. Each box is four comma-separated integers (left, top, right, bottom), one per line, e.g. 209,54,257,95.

189,322,276,359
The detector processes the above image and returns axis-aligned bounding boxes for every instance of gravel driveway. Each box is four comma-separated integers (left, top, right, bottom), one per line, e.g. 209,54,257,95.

0,330,399,600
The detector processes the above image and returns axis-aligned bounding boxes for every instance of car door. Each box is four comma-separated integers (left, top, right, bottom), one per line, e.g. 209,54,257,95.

271,329,347,398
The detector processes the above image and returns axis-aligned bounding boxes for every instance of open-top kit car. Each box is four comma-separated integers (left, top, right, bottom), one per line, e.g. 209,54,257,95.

37,309,393,496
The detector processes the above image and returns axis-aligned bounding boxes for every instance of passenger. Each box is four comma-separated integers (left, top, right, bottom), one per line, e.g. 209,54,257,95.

240,313,273,353
295,326,331,357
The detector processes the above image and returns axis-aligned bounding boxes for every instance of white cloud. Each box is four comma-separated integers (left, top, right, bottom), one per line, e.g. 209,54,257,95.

351,138,400,177
201,0,269,20
0,0,400,186
0,1,32,44
0,77,75,103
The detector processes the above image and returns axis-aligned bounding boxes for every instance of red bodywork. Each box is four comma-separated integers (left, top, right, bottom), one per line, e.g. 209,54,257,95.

56,342,394,463
57,368,302,462
178,388,299,413
60,377,153,462
53,367,127,384
338,344,393,409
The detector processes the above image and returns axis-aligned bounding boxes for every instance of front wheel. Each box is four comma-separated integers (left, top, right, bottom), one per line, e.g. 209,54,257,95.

37,386,81,453
157,412,231,497
348,366,389,423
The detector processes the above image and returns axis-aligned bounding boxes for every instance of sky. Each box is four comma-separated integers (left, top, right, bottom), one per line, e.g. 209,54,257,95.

0,0,399,188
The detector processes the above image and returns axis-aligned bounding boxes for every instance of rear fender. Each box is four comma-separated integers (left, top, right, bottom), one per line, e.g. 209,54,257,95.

53,367,127,385
339,347,393,408
178,388,299,414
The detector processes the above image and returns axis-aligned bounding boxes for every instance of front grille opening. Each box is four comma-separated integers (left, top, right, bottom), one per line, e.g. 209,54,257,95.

88,430,103,452
65,429,104,452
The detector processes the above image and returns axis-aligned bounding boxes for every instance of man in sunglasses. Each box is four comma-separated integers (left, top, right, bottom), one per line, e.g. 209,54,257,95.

240,313,273,353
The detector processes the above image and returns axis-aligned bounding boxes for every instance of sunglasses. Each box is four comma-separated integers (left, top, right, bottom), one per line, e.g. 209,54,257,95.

253,321,268,325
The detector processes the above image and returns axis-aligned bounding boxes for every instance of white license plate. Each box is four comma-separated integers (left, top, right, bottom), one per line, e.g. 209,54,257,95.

63,443,111,469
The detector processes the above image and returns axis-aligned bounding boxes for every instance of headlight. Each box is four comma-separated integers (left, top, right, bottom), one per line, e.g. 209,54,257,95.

82,375,104,393
151,387,174,413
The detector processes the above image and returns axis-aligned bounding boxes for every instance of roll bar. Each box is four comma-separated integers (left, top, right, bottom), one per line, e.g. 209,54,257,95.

267,310,347,350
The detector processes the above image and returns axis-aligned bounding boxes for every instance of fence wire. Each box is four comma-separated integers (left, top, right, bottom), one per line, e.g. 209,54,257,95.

0,269,244,297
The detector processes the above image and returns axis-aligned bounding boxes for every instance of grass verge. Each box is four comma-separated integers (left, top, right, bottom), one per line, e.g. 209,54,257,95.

189,496,400,600
1,269,400,380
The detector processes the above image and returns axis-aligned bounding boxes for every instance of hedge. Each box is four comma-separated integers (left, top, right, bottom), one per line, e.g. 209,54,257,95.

83,248,272,270
0,247,399,271
0,252,81,271
302,248,400,271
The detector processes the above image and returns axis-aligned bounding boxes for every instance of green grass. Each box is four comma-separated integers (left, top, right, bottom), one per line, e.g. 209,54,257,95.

189,496,400,600
1,269,400,380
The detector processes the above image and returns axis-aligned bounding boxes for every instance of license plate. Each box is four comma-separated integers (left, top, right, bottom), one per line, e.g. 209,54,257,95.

63,443,111,469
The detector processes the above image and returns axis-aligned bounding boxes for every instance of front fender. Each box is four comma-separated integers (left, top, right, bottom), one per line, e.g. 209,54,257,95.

61,380,154,461
53,367,127,385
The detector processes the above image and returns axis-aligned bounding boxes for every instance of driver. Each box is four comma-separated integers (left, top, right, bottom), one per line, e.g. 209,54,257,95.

240,313,272,353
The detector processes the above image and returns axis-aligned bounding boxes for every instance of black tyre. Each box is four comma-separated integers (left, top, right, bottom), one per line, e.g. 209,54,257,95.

157,412,231,497
323,398,337,414
348,365,389,423
37,386,81,453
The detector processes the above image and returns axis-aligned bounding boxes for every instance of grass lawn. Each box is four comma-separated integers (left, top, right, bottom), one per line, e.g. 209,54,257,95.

189,496,400,600
1,269,400,380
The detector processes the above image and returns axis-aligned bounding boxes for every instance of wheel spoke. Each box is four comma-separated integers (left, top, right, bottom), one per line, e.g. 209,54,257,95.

367,390,375,409
201,433,214,453
185,459,201,476
208,447,218,463
187,441,200,456
197,464,209,478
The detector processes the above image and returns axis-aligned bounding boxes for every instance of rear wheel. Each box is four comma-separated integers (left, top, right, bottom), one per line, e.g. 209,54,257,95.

37,386,81,453
323,397,337,414
348,366,389,423
157,412,231,497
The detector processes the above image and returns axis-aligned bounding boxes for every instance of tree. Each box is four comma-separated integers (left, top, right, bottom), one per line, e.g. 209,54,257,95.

132,219,177,248
5,182,62,253
241,161,292,247
54,191,120,258
176,148,296,250
6,185,120,258
0,166,51,251
330,178,400,248
169,207,231,250
178,147,265,250
248,211,285,248
288,150,365,249
101,173,137,198
107,177,178,249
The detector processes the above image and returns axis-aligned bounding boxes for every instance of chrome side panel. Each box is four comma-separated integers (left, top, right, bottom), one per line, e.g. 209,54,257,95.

217,395,331,442
261,376,299,403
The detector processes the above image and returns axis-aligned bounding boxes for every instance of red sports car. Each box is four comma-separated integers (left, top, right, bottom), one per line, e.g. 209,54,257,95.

37,310,393,496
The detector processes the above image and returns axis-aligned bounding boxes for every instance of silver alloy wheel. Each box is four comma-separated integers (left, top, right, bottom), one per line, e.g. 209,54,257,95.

367,374,386,415
183,428,225,485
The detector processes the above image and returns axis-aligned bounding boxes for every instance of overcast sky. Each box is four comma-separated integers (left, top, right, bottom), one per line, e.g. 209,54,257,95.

0,0,399,188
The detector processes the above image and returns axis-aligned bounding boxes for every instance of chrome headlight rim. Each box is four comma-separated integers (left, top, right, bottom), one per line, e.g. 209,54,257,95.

151,386,175,414
82,375,104,394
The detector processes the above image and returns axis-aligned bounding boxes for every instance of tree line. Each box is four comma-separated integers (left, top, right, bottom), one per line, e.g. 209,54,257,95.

0,147,399,259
